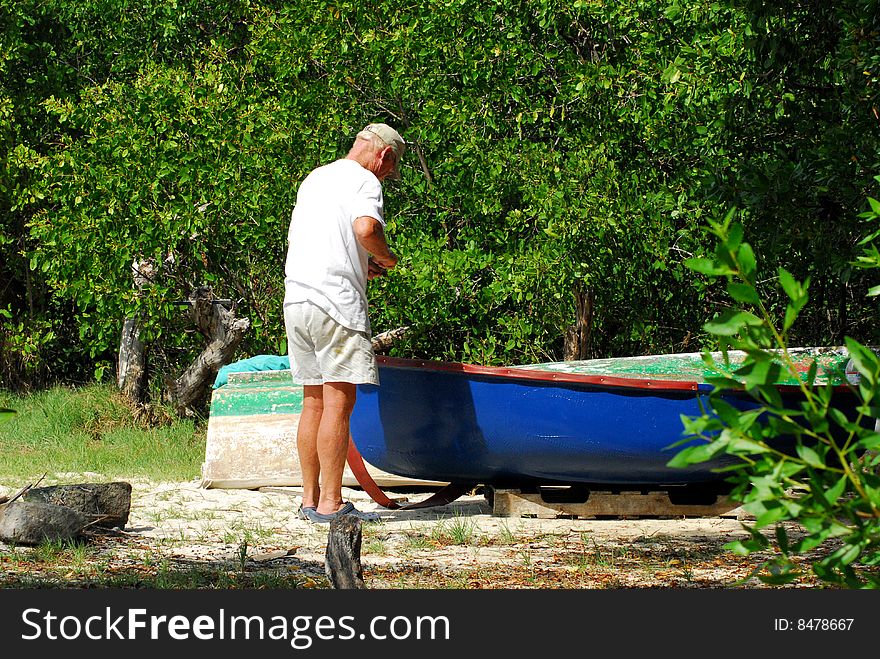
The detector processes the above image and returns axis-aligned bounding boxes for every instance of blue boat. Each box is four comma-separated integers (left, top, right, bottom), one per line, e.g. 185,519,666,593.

349,349,860,493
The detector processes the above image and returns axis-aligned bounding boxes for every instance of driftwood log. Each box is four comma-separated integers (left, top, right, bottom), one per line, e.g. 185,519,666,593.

23,482,132,528
371,326,409,354
0,501,87,546
325,515,366,589
168,286,250,415
0,481,132,546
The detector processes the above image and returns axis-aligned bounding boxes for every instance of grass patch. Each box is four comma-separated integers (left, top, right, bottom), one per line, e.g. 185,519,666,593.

0,537,326,589
426,514,478,546
402,532,434,552
496,521,519,545
364,538,387,555
0,383,205,486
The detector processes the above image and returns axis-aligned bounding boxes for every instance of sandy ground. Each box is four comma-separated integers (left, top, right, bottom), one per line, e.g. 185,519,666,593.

2,478,812,588
125,479,780,588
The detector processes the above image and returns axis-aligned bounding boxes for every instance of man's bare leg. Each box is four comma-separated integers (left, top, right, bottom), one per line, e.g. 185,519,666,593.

314,381,357,515
297,384,324,510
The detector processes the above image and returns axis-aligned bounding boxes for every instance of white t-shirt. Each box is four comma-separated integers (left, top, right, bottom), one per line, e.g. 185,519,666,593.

283,159,384,333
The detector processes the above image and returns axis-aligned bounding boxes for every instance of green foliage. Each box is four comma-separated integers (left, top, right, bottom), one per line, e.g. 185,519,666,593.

0,384,204,483
1,1,879,389
854,176,880,292
676,209,880,588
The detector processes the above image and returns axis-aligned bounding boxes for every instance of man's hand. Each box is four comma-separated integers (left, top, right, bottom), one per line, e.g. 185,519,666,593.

368,257,388,280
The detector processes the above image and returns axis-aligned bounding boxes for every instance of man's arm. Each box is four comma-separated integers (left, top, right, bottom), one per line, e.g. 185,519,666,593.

353,216,398,271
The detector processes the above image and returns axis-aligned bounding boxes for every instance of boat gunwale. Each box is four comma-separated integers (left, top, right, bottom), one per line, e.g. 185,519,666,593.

376,355,855,394
377,355,702,391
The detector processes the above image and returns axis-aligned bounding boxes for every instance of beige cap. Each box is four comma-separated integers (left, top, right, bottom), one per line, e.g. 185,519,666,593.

360,123,406,178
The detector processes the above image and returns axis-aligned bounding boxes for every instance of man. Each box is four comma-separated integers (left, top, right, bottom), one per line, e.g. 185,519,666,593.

283,123,405,523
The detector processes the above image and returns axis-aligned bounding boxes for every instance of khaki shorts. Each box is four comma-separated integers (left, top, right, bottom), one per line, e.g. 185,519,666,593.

283,302,378,385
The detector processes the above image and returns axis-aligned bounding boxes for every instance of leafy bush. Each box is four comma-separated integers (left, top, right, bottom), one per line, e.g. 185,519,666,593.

673,203,880,588
2,1,879,390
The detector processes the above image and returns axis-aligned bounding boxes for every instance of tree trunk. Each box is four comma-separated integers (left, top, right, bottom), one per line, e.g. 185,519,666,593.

168,286,250,416
564,286,594,361
117,258,154,405
118,317,146,403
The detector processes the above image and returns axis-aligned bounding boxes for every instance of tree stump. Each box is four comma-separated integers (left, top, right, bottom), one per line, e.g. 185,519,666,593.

22,482,132,529
0,501,88,546
325,515,366,589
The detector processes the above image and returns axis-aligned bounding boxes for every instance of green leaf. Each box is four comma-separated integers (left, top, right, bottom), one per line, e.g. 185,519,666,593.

663,3,682,19
726,435,770,454
793,534,828,553
734,359,782,387
726,524,770,554
777,267,801,301
727,282,760,305
759,563,801,585
826,408,852,432
755,506,790,528
685,257,735,277
708,397,747,425
704,374,746,390
825,475,848,504
795,444,825,468
704,309,764,336
666,441,726,467
856,431,880,451
775,524,789,554
834,543,862,567
717,207,738,233
754,383,784,409
727,223,744,251
737,242,757,282
844,338,880,385
783,304,799,333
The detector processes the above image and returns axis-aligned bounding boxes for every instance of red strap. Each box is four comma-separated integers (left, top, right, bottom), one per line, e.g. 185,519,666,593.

346,438,476,510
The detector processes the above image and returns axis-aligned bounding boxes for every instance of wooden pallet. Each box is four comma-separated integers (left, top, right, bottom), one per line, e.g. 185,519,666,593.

490,487,745,519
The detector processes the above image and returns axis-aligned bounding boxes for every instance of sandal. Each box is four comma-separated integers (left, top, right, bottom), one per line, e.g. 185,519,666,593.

304,501,381,524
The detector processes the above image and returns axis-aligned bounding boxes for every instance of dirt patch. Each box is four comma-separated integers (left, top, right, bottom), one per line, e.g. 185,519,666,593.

0,480,823,588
